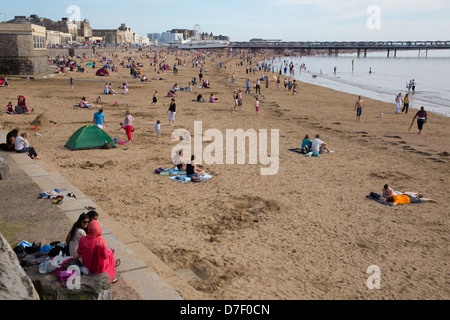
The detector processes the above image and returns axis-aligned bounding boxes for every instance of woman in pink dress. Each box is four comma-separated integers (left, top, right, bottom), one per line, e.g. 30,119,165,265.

77,220,120,283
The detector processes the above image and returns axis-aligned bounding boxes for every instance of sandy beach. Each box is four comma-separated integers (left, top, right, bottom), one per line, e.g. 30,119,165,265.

1,48,449,300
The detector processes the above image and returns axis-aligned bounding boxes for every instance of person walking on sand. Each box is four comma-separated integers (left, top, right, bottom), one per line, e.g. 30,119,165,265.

245,79,251,95
155,120,161,138
70,76,74,92
402,93,410,114
151,91,158,106
412,106,427,134
395,93,403,114
255,97,260,113
232,91,238,111
292,80,298,95
238,90,243,111
255,78,261,95
168,98,176,126
354,96,364,121
123,110,134,143
93,108,106,130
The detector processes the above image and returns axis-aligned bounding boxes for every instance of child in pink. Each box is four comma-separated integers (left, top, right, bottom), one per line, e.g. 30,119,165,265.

123,110,135,143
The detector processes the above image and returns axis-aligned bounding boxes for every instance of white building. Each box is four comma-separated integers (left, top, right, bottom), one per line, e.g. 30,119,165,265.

147,33,161,43
160,32,183,45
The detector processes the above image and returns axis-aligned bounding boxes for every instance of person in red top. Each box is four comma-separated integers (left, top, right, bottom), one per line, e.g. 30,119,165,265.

77,220,121,283
412,106,427,134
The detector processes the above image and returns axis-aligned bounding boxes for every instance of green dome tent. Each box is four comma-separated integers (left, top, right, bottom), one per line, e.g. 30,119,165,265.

65,125,116,151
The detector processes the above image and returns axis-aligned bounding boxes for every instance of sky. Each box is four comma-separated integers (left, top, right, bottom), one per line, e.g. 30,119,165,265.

1,0,450,41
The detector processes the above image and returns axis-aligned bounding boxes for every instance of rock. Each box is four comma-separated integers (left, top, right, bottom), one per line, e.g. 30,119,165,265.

0,233,39,300
0,157,9,180
25,265,112,300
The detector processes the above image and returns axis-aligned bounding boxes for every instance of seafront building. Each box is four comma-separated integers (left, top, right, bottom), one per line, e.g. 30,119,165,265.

0,23,48,75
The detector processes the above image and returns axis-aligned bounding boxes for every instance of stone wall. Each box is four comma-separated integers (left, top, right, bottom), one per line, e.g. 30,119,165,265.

47,48,126,58
0,34,48,75
0,233,39,300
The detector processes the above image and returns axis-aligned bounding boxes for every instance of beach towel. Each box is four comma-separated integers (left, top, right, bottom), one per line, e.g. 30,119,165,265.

155,168,186,175
170,174,213,183
288,148,305,154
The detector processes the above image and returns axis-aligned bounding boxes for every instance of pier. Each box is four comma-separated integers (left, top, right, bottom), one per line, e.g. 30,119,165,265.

230,41,450,57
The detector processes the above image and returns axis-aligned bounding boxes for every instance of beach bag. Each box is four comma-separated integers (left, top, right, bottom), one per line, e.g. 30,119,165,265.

155,168,165,174
191,176,204,183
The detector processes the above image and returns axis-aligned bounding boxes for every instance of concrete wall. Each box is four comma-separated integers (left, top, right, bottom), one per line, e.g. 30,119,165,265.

47,47,128,57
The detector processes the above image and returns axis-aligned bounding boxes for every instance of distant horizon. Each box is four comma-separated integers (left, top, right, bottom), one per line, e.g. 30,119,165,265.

1,1,449,42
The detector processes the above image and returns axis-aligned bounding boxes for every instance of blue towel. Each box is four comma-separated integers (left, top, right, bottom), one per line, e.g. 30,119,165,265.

170,174,213,183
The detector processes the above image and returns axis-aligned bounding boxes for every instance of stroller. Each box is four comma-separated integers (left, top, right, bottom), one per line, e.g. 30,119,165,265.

15,95,28,114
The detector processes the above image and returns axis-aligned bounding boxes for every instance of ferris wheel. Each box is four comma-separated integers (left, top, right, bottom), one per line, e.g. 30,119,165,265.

193,24,201,40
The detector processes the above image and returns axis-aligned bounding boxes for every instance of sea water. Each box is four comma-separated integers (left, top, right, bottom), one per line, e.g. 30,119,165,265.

270,50,450,117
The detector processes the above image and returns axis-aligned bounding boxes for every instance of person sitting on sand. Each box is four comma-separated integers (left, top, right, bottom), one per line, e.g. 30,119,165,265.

6,102,15,114
167,90,178,98
301,134,313,152
108,83,117,95
384,194,435,206
186,155,206,178
79,97,91,108
172,149,187,172
104,83,110,94
196,94,206,103
310,134,334,157
209,94,218,103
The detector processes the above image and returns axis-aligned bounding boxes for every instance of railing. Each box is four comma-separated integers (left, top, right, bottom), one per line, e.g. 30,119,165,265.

230,41,450,49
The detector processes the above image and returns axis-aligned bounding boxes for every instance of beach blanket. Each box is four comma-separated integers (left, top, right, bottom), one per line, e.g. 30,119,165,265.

170,174,213,183
366,192,423,206
160,169,186,176
288,148,305,155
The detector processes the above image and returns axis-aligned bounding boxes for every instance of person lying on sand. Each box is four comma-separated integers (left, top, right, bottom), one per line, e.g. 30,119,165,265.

384,194,435,206
380,184,422,201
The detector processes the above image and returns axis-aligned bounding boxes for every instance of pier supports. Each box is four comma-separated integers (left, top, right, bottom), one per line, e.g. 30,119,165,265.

418,49,428,58
387,49,397,58
357,49,367,58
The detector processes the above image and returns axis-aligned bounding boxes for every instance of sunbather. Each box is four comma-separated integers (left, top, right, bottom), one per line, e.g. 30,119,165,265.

384,194,435,206
172,150,187,172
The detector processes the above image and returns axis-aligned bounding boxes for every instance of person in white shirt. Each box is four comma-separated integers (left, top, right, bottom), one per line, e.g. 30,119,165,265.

66,213,89,258
15,132,40,159
311,135,334,156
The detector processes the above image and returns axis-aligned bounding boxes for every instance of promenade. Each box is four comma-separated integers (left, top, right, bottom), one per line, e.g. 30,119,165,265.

0,126,206,300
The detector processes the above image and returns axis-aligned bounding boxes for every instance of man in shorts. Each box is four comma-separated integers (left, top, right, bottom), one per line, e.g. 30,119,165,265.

412,106,427,134
93,109,106,129
237,90,243,111
310,135,334,157
168,98,176,126
354,96,364,121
